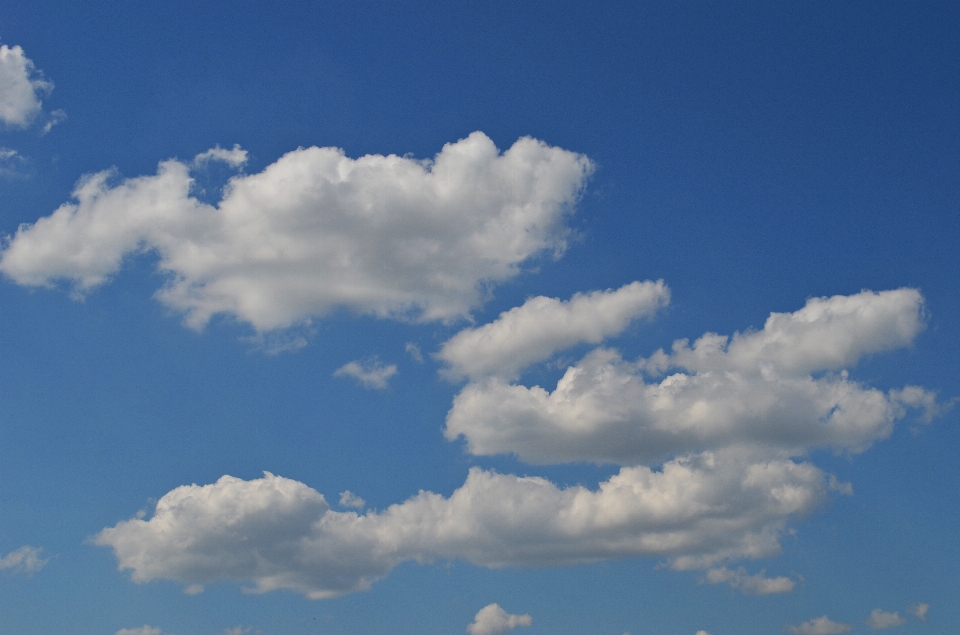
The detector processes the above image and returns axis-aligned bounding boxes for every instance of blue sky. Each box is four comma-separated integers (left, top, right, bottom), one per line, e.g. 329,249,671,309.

0,2,958,634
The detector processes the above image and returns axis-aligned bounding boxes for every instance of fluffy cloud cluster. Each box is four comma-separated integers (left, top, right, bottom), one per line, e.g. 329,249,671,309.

467,604,532,635
0,132,592,331
0,545,50,574
444,288,933,465
94,287,940,599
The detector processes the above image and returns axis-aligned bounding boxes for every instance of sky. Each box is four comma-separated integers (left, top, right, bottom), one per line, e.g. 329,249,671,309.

0,2,958,634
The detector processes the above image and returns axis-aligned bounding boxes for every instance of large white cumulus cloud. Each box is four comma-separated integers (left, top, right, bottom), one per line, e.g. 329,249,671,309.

95,452,833,599
0,132,592,330
444,289,934,465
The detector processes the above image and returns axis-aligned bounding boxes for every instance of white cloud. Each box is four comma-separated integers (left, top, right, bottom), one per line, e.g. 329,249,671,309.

909,602,929,621
220,627,250,635
702,566,795,595
695,631,711,635
95,453,834,598
0,147,25,177
41,108,65,135
466,604,532,635
405,342,423,363
338,490,365,508
0,545,50,574
866,609,905,629
786,616,853,635
333,358,398,390
437,280,670,380
93,288,940,599
667,288,926,376
0,44,53,128
444,289,934,465
193,144,248,168
115,627,164,635
0,132,592,332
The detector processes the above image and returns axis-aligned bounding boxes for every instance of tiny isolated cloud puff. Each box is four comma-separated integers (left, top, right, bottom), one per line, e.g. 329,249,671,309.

466,604,532,635
333,357,398,390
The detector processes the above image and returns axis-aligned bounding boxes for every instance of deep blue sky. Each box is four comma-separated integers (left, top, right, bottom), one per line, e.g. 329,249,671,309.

1,3,958,634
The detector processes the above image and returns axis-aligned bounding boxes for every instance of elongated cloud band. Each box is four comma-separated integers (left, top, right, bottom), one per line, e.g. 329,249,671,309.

437,280,670,380
95,450,833,598
0,132,592,331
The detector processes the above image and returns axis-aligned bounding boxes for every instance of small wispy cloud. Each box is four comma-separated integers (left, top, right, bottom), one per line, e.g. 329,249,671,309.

702,566,796,595
908,602,929,621
193,144,248,168
866,609,905,630
405,342,423,363
0,545,50,575
0,146,26,178
338,490,365,509
333,357,397,390
41,108,65,134
786,616,852,635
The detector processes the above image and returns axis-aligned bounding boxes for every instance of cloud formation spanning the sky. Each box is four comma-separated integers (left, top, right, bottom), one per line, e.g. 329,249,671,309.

2,5,958,634
93,287,941,599
444,288,933,465
0,132,592,331
466,604,532,635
